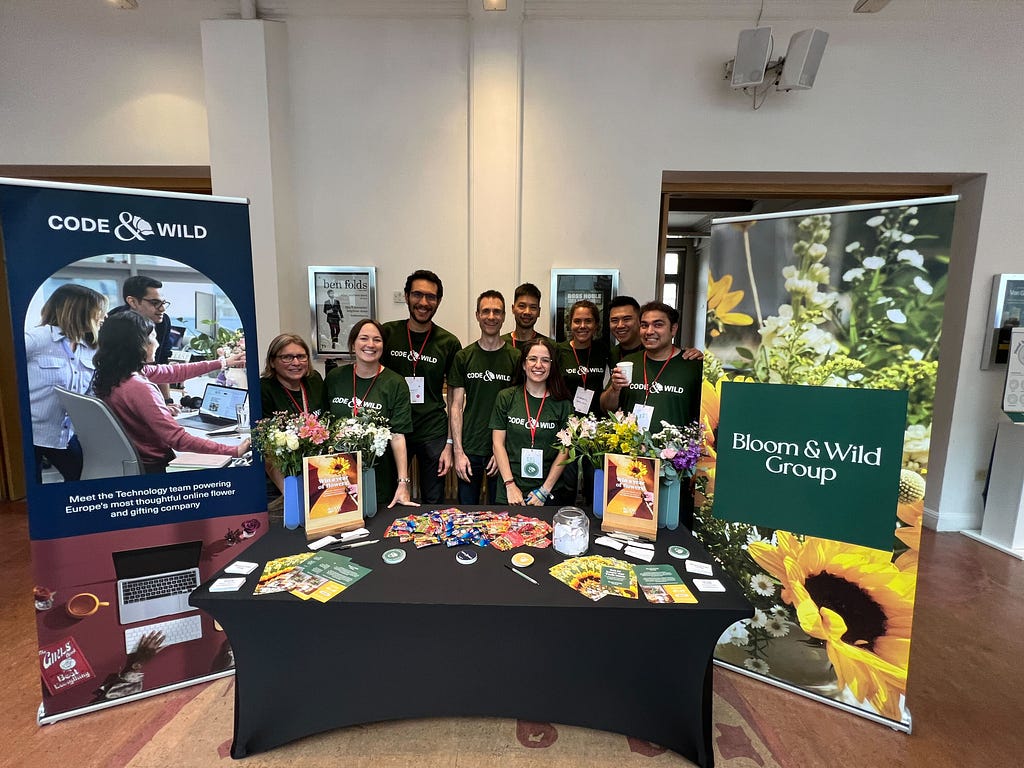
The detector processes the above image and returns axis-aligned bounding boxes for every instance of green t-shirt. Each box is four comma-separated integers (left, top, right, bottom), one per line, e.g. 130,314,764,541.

500,330,548,351
259,372,325,418
617,350,701,430
608,342,643,368
381,320,461,443
323,364,413,506
555,341,609,414
448,341,521,456
488,386,572,503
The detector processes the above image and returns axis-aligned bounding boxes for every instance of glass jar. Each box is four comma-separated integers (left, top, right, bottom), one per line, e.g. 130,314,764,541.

552,506,590,556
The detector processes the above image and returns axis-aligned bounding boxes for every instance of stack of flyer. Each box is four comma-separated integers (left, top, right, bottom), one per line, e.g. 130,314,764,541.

253,552,371,602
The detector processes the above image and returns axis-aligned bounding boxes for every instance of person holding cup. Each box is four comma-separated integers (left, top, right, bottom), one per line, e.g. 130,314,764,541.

490,338,573,506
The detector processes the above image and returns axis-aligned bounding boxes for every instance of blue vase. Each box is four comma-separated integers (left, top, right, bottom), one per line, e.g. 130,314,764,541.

362,469,378,519
592,467,605,518
658,476,681,530
283,474,302,530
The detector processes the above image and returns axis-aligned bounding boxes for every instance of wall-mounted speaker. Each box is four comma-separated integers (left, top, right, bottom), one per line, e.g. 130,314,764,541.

779,28,829,91
731,27,773,89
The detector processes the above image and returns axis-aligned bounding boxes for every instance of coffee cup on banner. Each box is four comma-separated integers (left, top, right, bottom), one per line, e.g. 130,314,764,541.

65,593,109,619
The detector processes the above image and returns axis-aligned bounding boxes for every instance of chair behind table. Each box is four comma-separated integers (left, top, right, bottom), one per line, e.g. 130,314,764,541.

55,386,143,480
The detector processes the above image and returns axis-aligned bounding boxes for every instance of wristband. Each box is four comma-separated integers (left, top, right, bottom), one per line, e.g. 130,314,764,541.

398,477,411,485
164,397,174,405
503,478,516,487
445,438,454,445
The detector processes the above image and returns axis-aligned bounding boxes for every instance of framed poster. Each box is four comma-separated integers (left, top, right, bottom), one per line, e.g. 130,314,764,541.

983,273,1024,369
308,266,377,359
601,453,659,540
550,269,618,344
303,452,364,540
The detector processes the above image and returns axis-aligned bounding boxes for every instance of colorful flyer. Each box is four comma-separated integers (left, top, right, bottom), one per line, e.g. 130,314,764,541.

601,453,659,540
303,452,364,540
635,564,698,604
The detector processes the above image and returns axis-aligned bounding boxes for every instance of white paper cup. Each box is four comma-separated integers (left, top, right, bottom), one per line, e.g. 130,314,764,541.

617,361,634,383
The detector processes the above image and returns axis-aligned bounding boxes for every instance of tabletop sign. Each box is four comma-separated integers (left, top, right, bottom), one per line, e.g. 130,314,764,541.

302,451,364,541
601,453,659,540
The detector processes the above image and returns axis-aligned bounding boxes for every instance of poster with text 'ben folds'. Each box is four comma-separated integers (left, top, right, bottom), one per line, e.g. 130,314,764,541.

0,179,268,722
697,196,957,730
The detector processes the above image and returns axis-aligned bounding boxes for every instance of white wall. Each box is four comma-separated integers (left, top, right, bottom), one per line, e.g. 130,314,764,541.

3,0,1022,531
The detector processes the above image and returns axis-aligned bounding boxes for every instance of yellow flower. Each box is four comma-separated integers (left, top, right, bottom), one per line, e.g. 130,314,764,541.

626,460,648,479
321,456,352,477
748,531,915,720
894,500,922,572
707,271,754,337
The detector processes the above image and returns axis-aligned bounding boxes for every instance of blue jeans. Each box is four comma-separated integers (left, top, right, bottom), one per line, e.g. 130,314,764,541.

457,453,498,505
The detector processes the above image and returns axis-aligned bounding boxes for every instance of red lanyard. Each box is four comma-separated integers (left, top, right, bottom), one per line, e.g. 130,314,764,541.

283,381,309,414
351,365,382,416
510,331,536,349
570,342,591,387
643,349,675,405
406,323,433,376
523,387,548,447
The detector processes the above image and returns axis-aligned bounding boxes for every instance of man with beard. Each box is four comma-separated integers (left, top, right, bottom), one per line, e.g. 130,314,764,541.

381,270,462,503
108,275,175,404
501,282,547,349
449,290,520,504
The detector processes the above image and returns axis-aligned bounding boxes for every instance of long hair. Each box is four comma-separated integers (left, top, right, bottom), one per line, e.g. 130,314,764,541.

38,284,107,348
92,311,155,398
261,333,313,378
514,337,570,400
347,318,386,350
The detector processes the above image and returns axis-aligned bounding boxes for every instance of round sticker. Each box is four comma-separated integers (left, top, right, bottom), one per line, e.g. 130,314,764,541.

523,462,540,477
668,545,690,560
456,550,478,565
382,548,406,565
511,552,534,568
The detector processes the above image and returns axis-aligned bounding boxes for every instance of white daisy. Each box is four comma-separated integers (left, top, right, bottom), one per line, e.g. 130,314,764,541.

750,573,775,597
744,657,770,674
770,604,789,617
766,617,790,638
886,308,908,324
750,608,768,629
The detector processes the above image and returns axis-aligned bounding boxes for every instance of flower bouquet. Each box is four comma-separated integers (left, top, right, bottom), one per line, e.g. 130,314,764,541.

330,410,393,469
251,410,334,479
648,420,704,485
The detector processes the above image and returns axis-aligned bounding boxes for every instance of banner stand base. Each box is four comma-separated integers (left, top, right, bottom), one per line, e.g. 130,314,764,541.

37,668,235,726
961,529,1024,561
714,659,912,734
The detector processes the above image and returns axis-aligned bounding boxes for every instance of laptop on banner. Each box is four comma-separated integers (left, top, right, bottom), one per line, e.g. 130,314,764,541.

177,383,247,431
112,540,203,625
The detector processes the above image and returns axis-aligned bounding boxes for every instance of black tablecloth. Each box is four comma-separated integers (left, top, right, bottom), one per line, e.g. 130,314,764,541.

191,507,752,766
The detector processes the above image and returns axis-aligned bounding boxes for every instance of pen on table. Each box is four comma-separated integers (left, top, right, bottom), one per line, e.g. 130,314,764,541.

504,564,538,585
326,539,380,551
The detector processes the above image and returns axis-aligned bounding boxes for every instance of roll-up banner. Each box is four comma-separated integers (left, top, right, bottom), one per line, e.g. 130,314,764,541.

697,196,957,730
0,179,268,723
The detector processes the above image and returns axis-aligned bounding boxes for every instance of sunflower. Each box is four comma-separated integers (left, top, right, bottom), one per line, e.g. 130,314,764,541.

748,531,916,721
894,500,923,572
625,459,648,479
707,271,754,337
321,455,352,477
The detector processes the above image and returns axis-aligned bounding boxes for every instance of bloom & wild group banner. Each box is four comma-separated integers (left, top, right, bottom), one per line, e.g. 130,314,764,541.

696,197,957,727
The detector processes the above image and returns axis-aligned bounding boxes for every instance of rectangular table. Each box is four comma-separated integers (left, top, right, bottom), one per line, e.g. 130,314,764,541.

190,507,751,766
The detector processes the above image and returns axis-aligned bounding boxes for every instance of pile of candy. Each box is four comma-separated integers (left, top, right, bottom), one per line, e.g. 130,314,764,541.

384,508,552,550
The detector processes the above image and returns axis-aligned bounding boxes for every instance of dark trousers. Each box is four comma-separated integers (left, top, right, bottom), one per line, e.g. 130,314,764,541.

457,453,498,505
408,435,449,504
34,437,83,483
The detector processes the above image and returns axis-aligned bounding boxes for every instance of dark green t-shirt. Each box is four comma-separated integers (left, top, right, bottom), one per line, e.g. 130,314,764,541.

323,364,413,506
555,341,608,414
608,342,643,368
381,320,461,443
259,372,325,418
448,341,521,456
488,386,572,503
617,350,701,430
500,330,548,352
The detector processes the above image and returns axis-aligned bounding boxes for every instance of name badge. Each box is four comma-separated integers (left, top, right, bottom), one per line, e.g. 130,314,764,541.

632,403,654,432
572,386,595,414
521,448,544,479
406,376,425,404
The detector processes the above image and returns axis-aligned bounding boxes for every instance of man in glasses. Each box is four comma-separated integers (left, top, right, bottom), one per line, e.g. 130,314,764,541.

501,282,547,349
381,269,462,503
109,275,174,403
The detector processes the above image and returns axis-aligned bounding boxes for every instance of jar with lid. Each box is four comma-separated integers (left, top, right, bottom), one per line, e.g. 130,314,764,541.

552,506,590,556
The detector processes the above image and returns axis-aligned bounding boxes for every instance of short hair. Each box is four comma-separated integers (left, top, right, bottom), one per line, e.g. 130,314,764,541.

608,295,641,314
39,283,107,348
122,275,162,302
639,300,680,326
347,318,386,350
262,333,313,379
565,299,600,334
92,311,155,398
513,337,571,401
513,283,541,304
476,290,505,313
404,270,443,301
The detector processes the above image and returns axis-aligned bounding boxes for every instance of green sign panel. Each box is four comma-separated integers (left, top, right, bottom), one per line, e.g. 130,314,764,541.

713,382,908,552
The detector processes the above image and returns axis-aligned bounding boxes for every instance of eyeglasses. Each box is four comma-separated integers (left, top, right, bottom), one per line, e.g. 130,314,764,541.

409,291,439,304
525,356,552,365
277,354,308,363
141,298,170,309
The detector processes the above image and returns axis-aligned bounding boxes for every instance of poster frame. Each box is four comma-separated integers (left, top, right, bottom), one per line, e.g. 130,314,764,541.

549,269,619,344
982,273,1024,369
308,266,377,360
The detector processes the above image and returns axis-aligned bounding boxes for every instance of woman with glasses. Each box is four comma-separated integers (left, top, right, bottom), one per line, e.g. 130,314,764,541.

323,319,418,509
26,283,108,482
93,311,250,474
490,337,573,506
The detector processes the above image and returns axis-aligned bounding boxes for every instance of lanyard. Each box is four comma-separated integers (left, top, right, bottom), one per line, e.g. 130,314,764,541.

510,330,536,349
352,365,382,416
523,387,548,447
283,381,309,414
643,349,675,405
570,342,591,387
406,322,433,376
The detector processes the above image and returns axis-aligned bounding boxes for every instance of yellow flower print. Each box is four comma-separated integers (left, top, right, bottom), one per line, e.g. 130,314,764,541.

707,271,754,337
